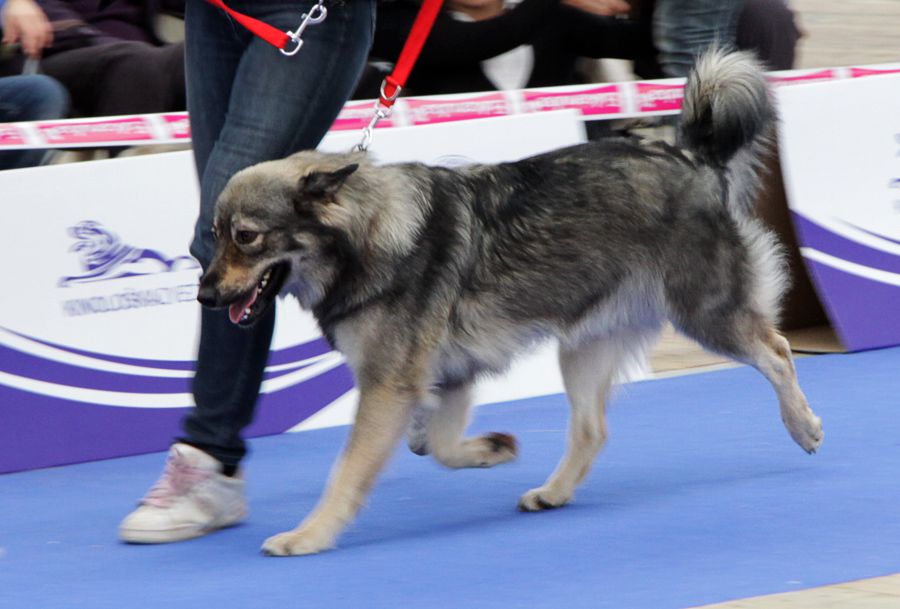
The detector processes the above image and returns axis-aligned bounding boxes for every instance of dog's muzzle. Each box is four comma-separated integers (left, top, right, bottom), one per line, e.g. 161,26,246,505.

196,263,289,327
196,281,219,309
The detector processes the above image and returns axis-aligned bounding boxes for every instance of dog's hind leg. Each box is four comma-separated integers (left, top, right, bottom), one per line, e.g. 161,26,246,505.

518,331,656,511
406,405,433,456
675,313,823,454
406,392,439,456
426,383,518,469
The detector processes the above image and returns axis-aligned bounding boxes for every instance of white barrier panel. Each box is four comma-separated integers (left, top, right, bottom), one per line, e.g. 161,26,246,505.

0,110,586,474
777,74,900,351
2,64,899,150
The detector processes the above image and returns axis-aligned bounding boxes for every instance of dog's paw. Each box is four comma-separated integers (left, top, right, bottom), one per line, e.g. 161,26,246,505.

261,527,335,557
437,432,518,468
472,432,518,467
784,411,824,454
517,486,571,512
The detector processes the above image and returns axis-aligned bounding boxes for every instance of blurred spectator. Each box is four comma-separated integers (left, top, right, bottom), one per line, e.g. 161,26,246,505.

364,0,655,97
651,0,743,77
1,0,53,56
0,74,69,169
637,0,801,77
0,0,185,117
1,0,69,169
736,0,801,70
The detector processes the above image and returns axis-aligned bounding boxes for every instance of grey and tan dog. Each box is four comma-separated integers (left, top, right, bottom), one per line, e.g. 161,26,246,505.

197,50,823,555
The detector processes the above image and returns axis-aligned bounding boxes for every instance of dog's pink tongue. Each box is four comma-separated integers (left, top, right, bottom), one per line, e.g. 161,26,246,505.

228,290,258,324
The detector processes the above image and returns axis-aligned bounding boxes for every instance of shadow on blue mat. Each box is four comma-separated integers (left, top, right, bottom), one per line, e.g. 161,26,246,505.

2,348,899,609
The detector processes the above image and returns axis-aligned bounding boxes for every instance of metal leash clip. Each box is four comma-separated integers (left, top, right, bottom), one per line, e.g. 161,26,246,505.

281,0,328,57
356,106,390,152
355,81,402,152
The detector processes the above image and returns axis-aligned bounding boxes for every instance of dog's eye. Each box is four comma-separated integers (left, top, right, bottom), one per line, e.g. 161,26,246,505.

235,230,260,246
211,226,219,241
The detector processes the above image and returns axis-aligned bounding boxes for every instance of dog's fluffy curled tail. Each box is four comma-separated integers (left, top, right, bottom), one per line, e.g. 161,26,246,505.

679,49,775,214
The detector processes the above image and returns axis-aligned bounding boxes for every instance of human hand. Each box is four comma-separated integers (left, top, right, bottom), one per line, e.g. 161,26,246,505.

1,0,54,58
561,0,631,17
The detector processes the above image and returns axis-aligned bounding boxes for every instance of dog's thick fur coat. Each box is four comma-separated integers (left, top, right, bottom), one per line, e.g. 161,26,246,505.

198,50,823,555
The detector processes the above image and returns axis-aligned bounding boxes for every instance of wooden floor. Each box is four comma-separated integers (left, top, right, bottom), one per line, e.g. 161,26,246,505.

792,0,900,68
689,575,900,609
656,3,900,606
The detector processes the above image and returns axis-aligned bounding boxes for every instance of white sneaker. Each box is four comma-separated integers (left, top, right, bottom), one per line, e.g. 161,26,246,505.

118,443,248,543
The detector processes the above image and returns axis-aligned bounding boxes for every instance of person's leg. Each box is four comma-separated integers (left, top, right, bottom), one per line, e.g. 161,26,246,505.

93,43,187,115
653,0,745,77
736,0,801,70
120,0,375,544
0,75,69,170
40,41,186,117
182,0,376,469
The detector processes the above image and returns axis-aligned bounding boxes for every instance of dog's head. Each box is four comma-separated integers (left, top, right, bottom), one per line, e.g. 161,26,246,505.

197,152,366,326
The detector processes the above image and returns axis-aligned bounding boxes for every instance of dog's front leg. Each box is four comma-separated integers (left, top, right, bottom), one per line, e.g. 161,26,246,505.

261,381,417,556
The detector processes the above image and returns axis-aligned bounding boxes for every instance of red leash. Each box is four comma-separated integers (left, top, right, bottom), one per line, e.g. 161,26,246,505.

197,0,445,147
204,0,292,50
358,0,444,149
378,0,445,110
201,0,329,55
201,0,443,71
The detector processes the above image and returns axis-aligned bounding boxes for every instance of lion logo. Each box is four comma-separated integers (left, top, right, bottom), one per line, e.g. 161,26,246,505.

59,221,199,287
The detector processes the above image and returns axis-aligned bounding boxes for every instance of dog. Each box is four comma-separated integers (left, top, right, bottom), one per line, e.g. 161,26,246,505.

197,50,824,555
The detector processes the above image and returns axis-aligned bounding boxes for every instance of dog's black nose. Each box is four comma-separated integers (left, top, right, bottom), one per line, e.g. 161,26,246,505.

196,283,219,308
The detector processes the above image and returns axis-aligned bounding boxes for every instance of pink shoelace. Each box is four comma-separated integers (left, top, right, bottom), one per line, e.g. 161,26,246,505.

141,450,211,508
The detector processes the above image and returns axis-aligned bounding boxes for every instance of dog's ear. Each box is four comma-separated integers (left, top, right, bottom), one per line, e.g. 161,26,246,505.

298,164,359,201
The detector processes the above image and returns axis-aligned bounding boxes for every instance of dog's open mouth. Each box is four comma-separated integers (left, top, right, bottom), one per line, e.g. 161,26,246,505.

227,262,288,326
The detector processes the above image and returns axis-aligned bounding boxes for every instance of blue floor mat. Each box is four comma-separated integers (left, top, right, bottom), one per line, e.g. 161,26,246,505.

2,348,899,609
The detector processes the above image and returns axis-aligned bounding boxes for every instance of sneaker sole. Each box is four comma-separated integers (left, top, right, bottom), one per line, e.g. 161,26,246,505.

119,507,247,544
119,519,244,544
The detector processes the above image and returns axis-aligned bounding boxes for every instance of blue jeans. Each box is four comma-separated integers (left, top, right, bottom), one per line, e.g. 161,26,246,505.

0,75,69,170
181,0,376,465
653,0,744,77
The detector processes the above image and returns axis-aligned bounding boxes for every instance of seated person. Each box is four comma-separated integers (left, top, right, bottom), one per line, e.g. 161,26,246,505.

1,0,68,169
0,74,69,169
0,0,185,117
365,0,801,100
637,0,802,77
365,0,656,97
736,0,801,70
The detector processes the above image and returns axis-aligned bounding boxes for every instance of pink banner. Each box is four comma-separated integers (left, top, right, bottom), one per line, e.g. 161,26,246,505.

768,69,837,86
851,67,900,78
0,124,26,146
332,101,397,131
404,92,510,126
39,117,154,145
522,84,622,116
635,82,684,113
0,63,895,151
162,113,191,139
